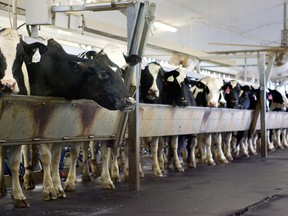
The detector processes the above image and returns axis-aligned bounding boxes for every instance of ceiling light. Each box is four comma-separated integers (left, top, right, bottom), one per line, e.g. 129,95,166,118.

153,21,177,33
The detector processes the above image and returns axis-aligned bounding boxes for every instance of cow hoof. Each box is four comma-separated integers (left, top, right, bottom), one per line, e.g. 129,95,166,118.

0,186,7,196
175,166,184,172
140,171,145,178
188,162,196,168
102,182,115,190
82,174,92,182
14,198,30,208
23,177,35,190
225,154,233,161
64,182,76,192
56,189,66,198
219,158,228,164
206,160,216,166
111,176,121,183
152,168,163,177
42,189,58,201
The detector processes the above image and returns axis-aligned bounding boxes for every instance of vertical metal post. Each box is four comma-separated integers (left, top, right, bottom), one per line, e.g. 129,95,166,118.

12,0,17,30
258,53,267,157
119,1,155,190
30,25,38,38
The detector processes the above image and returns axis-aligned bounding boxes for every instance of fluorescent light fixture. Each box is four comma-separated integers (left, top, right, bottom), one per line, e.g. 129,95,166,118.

153,21,177,32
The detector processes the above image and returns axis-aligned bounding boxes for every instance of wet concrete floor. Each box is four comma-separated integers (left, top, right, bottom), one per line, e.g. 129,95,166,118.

1,148,288,216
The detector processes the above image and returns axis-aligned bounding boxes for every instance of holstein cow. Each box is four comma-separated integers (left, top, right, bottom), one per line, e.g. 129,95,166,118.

267,86,288,150
66,43,141,190
0,28,21,197
5,37,136,208
0,28,29,205
190,76,227,166
124,62,166,178
160,67,197,171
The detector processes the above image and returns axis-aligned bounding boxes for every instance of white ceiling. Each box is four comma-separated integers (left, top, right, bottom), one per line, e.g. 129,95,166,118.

2,0,288,84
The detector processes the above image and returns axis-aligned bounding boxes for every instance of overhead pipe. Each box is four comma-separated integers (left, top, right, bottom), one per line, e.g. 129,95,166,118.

51,1,136,13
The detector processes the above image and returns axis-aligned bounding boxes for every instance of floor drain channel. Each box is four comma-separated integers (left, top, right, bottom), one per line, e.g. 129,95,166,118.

229,194,277,216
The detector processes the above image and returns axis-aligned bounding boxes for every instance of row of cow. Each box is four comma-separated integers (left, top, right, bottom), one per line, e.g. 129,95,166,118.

1,27,288,209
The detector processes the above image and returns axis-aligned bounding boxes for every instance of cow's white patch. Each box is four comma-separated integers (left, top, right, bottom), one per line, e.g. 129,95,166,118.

110,66,118,72
230,80,238,88
0,29,20,93
167,76,174,82
147,63,161,97
175,67,186,87
103,43,127,70
32,48,41,63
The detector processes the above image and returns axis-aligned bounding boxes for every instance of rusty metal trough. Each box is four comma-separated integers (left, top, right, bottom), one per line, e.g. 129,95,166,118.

0,94,288,146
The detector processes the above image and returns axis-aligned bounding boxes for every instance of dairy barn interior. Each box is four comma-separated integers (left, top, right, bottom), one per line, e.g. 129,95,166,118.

1,0,288,215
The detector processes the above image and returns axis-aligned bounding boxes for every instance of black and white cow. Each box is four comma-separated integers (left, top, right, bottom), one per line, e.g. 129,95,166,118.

190,76,227,165
0,28,30,207
67,43,142,190
124,62,166,178
267,86,288,150
3,34,136,207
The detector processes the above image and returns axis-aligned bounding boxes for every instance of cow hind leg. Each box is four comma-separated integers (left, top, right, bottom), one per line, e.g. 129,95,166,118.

9,146,30,208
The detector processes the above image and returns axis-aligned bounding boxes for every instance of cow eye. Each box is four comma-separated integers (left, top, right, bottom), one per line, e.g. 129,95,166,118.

98,71,110,80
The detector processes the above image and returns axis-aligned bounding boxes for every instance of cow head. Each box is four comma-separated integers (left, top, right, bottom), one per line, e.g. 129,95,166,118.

163,67,195,107
140,62,164,103
20,39,135,112
190,76,226,107
222,80,241,108
0,28,21,93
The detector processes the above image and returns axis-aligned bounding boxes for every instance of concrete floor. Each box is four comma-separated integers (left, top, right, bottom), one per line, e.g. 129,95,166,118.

1,148,288,216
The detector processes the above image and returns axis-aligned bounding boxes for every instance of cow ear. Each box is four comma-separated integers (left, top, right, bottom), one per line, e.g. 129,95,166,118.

124,54,142,66
69,61,81,70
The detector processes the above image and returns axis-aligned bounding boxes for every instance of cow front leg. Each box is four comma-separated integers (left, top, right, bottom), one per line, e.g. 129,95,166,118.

274,129,283,149
187,135,197,168
111,144,121,183
90,141,101,177
151,137,163,177
204,134,215,165
224,132,233,161
81,141,92,181
51,143,66,199
40,144,57,200
282,129,288,147
101,141,115,190
267,130,275,151
158,137,166,172
21,145,35,190
214,133,228,163
170,136,184,172
64,142,80,191
0,146,7,196
9,146,30,207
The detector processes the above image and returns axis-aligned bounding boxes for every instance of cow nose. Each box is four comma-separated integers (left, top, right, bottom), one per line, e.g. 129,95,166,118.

0,80,19,93
208,101,218,107
148,89,159,97
122,97,136,111
179,98,188,107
